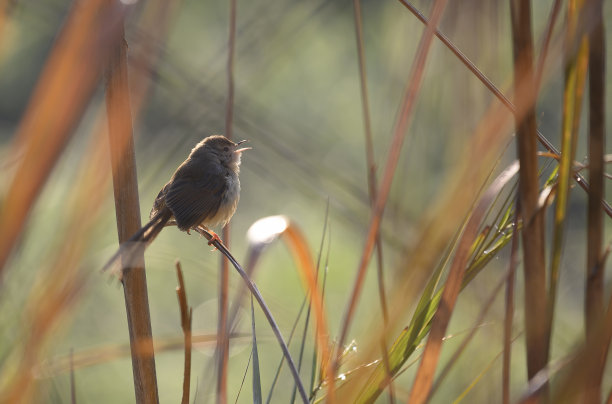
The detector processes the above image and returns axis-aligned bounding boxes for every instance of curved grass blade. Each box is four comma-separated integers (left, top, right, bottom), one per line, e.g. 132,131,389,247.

265,296,308,404
231,216,331,403
196,226,309,404
291,203,330,404
251,296,262,404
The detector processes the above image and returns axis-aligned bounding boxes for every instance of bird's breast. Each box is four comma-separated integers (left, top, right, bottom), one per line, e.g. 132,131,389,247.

205,172,240,228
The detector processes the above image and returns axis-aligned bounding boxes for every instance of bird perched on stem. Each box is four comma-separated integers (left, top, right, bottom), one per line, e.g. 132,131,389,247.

104,135,250,276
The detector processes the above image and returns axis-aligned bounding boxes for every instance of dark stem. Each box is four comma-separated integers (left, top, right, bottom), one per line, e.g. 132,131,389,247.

509,0,549,390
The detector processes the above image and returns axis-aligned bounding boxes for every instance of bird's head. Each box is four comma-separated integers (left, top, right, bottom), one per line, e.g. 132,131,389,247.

193,135,251,171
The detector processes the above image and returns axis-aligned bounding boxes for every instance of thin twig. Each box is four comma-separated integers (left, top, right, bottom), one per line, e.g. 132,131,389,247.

218,0,237,400
37,332,248,376
235,349,252,404
534,0,563,90
351,1,394,401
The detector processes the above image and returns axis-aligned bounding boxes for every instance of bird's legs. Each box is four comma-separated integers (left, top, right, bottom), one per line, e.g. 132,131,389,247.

194,226,224,248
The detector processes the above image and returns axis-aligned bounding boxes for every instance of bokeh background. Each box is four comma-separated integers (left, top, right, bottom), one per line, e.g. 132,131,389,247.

0,0,611,402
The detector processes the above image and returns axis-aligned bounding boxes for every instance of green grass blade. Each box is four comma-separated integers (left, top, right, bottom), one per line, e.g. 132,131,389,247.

548,0,589,331
356,162,518,403
251,296,262,404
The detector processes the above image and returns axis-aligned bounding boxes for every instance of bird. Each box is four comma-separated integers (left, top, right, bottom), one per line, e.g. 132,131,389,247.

104,135,250,275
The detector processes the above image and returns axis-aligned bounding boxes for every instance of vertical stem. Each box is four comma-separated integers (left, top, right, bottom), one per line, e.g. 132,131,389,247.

585,0,605,343
585,0,605,401
217,0,237,402
105,9,159,404
534,0,563,91
351,0,394,401
509,0,549,387
225,0,236,142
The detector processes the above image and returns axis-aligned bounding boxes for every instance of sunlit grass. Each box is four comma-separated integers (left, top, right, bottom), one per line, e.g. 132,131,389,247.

0,1,610,403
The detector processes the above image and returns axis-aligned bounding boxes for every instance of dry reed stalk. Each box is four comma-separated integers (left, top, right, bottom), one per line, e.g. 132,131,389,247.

509,0,549,386
585,0,606,401
105,13,159,404
217,1,237,401
351,1,394,402
585,0,605,339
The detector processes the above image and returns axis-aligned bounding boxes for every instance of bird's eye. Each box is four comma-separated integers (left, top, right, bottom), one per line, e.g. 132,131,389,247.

223,147,229,152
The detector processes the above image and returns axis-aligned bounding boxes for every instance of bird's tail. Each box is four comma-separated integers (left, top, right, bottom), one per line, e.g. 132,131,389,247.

102,208,172,277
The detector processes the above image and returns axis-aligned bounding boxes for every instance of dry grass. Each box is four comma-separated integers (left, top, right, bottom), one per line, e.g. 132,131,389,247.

0,1,609,403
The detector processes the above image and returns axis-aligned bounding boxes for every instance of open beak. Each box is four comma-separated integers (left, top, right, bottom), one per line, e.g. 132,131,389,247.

235,139,252,153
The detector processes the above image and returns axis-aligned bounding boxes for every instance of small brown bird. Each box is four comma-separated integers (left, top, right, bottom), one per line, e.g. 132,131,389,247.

105,135,249,273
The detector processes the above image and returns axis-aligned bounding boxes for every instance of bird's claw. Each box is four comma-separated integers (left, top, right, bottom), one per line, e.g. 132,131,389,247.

207,231,222,251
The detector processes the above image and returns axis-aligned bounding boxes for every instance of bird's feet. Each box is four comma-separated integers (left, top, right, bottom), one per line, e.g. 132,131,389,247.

194,227,223,250
206,230,222,248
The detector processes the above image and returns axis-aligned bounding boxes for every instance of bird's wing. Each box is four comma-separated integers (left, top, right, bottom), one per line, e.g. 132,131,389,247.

164,164,227,230
150,182,170,219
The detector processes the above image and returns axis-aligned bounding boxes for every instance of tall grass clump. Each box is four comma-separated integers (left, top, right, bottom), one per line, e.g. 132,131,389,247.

0,0,609,403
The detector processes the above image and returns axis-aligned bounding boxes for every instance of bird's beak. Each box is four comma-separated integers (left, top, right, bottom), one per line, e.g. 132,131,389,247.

235,139,252,153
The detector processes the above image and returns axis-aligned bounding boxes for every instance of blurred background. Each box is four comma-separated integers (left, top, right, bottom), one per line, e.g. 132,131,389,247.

0,0,611,402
